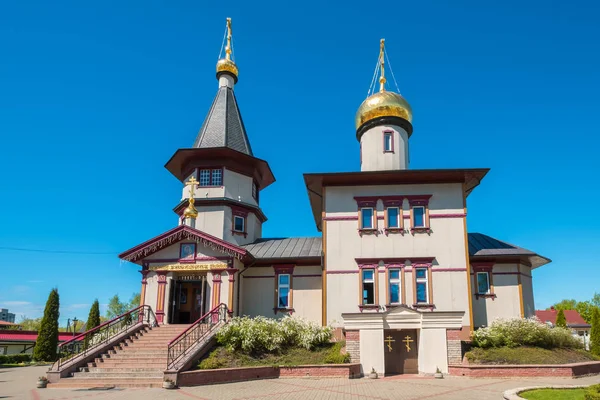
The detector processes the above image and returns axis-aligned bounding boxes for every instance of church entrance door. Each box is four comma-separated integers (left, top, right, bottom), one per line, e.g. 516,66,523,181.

383,329,418,375
168,276,208,324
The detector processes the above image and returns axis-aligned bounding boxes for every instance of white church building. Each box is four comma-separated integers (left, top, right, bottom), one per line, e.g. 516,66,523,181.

119,21,550,376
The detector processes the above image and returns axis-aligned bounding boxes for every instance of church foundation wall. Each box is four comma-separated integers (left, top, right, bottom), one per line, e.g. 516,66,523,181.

418,328,448,374
345,330,360,363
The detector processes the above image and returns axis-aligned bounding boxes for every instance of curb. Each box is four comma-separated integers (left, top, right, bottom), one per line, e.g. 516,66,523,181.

503,385,586,400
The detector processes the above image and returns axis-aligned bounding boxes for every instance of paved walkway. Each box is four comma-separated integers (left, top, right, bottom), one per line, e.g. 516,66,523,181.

2,366,600,400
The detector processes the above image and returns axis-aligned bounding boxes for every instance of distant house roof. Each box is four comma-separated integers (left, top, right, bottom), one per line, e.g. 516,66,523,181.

535,309,591,329
468,233,551,268
242,237,322,263
0,321,16,327
0,330,74,342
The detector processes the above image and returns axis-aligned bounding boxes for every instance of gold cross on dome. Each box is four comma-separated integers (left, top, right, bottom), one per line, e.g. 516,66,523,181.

186,176,199,199
403,335,414,352
384,335,395,352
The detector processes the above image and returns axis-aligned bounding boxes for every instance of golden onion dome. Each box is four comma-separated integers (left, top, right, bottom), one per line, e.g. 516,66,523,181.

355,91,412,131
216,58,238,81
183,200,198,219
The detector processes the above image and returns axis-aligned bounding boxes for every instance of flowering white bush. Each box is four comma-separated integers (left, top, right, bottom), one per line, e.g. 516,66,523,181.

216,316,333,354
472,317,582,349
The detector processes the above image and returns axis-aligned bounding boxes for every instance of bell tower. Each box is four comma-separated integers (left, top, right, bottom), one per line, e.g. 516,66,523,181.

356,39,413,171
165,18,275,246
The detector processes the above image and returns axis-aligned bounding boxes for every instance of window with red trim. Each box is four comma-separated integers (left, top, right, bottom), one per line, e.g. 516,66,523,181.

231,206,248,237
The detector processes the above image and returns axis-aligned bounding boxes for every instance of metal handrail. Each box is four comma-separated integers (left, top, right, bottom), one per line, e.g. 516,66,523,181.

53,305,157,370
166,303,229,370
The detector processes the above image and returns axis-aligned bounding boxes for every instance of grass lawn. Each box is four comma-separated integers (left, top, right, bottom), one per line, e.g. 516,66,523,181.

198,342,349,369
465,346,600,365
519,388,586,400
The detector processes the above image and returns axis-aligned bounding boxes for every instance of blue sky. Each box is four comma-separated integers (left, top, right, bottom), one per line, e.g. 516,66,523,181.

1,1,599,325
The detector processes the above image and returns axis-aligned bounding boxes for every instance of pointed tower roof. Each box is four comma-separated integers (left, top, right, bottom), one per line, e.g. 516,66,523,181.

192,86,253,155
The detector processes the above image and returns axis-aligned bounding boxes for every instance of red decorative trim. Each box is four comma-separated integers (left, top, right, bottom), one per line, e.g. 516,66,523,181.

173,198,268,223
212,272,223,283
432,268,467,272
140,270,150,284
146,256,232,263
356,257,434,266
326,270,359,275
412,303,435,310
353,196,379,207
243,274,322,279
472,262,494,271
157,271,168,283
231,205,249,217
273,308,294,315
430,213,466,219
323,216,359,221
383,130,394,153
410,227,432,235
380,196,404,207
358,228,378,237
405,195,432,206
119,225,251,262
274,264,295,275
226,268,238,282
475,293,497,300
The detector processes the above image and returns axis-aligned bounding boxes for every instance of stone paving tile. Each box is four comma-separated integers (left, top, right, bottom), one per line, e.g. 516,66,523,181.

3,366,600,400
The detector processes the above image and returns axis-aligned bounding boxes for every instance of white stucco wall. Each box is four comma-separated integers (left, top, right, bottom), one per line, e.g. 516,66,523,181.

144,272,159,310
360,124,410,171
324,183,470,328
223,169,258,207
418,328,448,373
359,329,385,375
0,343,34,355
472,263,523,327
521,265,535,318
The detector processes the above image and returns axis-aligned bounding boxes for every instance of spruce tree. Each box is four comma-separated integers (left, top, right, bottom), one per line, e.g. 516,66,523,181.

33,288,60,362
85,300,101,331
555,309,567,328
590,308,600,356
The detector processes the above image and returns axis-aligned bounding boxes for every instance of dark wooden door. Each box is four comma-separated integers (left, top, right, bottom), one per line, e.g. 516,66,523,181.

384,329,418,375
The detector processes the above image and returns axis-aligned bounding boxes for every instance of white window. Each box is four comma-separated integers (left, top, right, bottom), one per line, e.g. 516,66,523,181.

384,132,393,152
233,215,245,232
413,206,426,228
362,269,375,305
387,207,400,228
361,208,374,229
199,168,222,186
278,274,290,308
388,268,401,304
415,268,429,304
477,272,490,294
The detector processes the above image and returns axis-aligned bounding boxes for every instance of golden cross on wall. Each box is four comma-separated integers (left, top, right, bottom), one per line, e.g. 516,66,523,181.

186,177,199,199
403,335,414,352
384,335,395,352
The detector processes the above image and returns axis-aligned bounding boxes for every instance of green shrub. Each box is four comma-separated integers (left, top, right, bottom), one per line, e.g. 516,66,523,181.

323,342,350,364
590,309,600,356
472,317,583,349
198,351,226,369
217,316,333,354
585,384,600,400
0,354,33,364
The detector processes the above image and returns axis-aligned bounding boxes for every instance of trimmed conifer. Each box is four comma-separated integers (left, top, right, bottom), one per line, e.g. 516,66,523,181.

591,308,600,356
86,300,101,331
555,309,567,328
33,288,60,362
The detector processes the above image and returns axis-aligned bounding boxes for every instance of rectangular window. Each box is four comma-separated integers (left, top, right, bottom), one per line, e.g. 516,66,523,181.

384,132,393,152
252,181,258,201
387,207,400,228
198,168,222,186
278,274,290,308
362,269,375,305
413,206,425,228
415,268,429,304
233,215,245,232
361,208,374,229
477,272,490,294
388,268,401,304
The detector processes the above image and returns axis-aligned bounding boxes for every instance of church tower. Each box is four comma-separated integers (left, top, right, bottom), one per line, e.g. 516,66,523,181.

165,18,275,246
356,39,413,171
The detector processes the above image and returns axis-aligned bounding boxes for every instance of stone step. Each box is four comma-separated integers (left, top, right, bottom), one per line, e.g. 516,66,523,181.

49,378,163,389
91,359,166,366
103,354,168,360
88,367,164,373
73,371,164,378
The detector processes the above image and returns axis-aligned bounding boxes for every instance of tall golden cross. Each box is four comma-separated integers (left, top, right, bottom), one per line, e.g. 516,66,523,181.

186,176,199,200
403,335,414,352
384,335,395,352
379,38,386,92
225,18,233,60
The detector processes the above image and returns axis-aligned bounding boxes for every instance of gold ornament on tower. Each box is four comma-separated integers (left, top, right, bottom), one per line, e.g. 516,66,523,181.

216,18,239,80
183,176,199,219
355,39,412,130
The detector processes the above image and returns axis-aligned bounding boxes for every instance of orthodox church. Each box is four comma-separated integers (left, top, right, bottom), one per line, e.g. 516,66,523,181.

119,19,550,376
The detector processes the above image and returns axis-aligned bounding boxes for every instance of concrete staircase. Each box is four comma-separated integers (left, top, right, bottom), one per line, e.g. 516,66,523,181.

49,324,191,388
